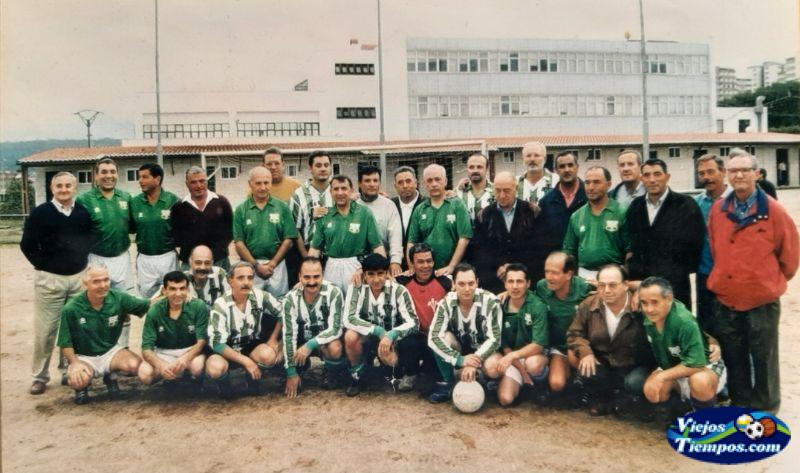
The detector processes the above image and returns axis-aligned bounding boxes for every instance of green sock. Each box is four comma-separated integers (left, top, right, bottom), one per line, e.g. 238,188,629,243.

434,355,455,384
349,363,364,375
324,358,346,372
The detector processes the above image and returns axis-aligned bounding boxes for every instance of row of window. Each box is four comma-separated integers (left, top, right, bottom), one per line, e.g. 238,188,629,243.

407,50,708,76
408,94,710,118
335,63,375,75
142,123,230,139
236,122,321,137
500,145,755,164
336,107,377,119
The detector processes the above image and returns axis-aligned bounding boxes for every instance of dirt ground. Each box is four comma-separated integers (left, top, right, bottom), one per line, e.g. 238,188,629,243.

2,191,799,473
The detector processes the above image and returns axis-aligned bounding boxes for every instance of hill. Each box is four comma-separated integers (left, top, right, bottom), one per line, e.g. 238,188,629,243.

0,138,121,170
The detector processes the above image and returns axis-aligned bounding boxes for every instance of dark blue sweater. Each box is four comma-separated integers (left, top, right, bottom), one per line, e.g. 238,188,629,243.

21,201,94,275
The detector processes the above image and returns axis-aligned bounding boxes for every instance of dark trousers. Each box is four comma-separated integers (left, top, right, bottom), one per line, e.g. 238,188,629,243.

714,299,781,412
696,273,716,336
284,247,301,288
578,364,648,399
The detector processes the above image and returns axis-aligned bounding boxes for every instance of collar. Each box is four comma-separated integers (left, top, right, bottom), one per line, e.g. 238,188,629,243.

700,184,732,202
247,195,275,209
721,187,770,225
646,188,669,207
400,192,420,207
52,199,74,212
183,190,219,209
497,200,517,214
92,186,120,200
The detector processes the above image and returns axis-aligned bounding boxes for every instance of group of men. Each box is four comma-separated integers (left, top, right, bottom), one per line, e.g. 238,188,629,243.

21,143,797,418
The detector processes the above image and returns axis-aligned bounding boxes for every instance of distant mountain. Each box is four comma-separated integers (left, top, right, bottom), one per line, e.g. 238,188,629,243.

0,139,121,170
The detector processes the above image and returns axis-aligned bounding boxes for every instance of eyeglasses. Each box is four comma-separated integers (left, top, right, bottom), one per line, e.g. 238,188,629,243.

597,282,622,290
726,167,755,175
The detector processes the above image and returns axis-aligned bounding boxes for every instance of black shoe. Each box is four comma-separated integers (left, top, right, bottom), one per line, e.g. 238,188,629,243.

74,388,91,405
428,381,452,403
532,386,551,406
218,378,234,400
103,374,120,398
61,373,68,386
320,369,331,390
246,378,260,396
345,375,361,397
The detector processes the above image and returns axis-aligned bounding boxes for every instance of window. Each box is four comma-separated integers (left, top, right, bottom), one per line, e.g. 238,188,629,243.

738,119,751,133
77,170,92,184
237,121,320,137
220,166,238,179
502,151,515,163
649,150,658,159
606,96,615,115
744,145,756,156
285,164,298,177
586,149,601,161
126,169,139,182
719,147,731,157
335,63,375,75
337,107,376,119
333,164,341,175
668,147,681,158
143,122,229,138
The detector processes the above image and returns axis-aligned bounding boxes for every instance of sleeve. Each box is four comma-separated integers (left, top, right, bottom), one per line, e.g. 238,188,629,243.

193,301,209,341
454,201,473,239
775,206,800,280
56,307,73,348
290,190,306,234
566,302,592,358
677,320,708,368
281,203,298,240
232,204,245,242
475,299,502,360
683,199,706,271
128,200,138,235
618,209,632,253
120,292,151,317
364,210,382,251
219,198,235,248
170,203,185,249
386,205,404,264
407,207,422,245
141,308,158,351
309,217,325,250
19,209,44,268
343,285,376,337
427,300,463,367
561,212,579,257
208,299,230,354
309,288,344,349
282,296,300,377
387,285,418,340
529,298,549,347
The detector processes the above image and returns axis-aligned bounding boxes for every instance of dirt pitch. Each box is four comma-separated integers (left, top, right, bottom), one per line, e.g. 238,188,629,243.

2,191,800,473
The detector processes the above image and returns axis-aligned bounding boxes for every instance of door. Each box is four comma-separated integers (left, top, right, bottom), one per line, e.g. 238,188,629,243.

205,166,217,192
692,148,708,189
776,149,789,186
44,171,59,202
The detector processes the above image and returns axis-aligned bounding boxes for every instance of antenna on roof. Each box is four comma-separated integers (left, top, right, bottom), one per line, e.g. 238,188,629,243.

74,110,102,148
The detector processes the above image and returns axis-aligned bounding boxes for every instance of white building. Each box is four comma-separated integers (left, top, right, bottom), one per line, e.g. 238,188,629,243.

778,57,797,83
715,67,738,101
763,61,783,87
746,65,763,91
714,107,768,133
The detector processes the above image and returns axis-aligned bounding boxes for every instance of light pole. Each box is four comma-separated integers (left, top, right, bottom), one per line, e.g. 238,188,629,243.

154,0,164,167
638,0,650,159
376,0,387,188
74,110,101,148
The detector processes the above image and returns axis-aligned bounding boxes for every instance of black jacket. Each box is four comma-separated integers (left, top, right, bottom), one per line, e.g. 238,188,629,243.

20,201,94,275
625,189,705,305
537,181,587,256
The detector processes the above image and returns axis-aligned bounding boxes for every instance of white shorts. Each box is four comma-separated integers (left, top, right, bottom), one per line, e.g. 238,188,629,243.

504,363,524,385
89,252,133,291
254,259,289,297
136,252,177,298
153,346,193,365
667,360,728,401
76,346,124,378
324,256,361,295
548,348,566,357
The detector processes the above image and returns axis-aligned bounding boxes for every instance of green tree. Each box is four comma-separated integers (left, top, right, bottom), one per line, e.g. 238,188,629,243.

719,81,800,132
0,177,36,215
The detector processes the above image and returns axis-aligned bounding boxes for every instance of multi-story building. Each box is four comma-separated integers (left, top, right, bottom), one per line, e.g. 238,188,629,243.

778,57,797,83
746,65,763,91
716,67,739,101
763,61,783,87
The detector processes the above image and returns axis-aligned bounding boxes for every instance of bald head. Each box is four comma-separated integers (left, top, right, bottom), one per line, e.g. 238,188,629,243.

189,245,214,279
493,171,516,209
522,142,547,174
249,165,272,201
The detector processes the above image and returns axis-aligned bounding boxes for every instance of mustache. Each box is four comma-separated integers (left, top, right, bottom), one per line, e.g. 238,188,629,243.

304,283,319,289
239,284,251,290
194,268,211,275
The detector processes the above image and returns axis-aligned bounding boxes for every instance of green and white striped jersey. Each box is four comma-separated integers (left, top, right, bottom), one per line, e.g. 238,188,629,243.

457,181,494,222
208,288,282,354
290,180,333,243
428,288,502,367
516,169,559,205
282,281,344,376
344,280,418,341
185,266,230,308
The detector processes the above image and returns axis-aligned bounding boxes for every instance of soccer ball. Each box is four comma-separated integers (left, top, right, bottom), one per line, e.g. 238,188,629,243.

452,381,485,414
736,414,754,432
745,421,764,440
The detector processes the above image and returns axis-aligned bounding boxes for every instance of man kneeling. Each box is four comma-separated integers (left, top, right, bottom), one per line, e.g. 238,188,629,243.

427,263,503,403
58,264,151,404
205,261,284,398
138,271,209,386
343,254,420,396
639,277,725,417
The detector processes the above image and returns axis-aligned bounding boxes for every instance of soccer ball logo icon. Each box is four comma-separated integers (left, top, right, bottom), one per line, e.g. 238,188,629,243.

736,413,777,440
745,421,764,440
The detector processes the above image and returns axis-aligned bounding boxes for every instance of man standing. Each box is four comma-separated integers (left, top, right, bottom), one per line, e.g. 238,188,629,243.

343,254,420,396
290,151,333,258
57,264,150,404
171,166,234,269
357,166,404,277
516,141,558,205
694,154,732,334
470,172,546,293
494,263,549,407
282,257,346,398
535,252,591,400
309,175,384,293
708,152,798,412
391,166,421,269
263,147,300,203
76,158,133,291
562,166,630,281
757,167,778,199
456,153,494,223
233,166,297,297
407,164,472,276
183,245,230,308
567,265,652,416
21,172,94,395
204,262,284,398
427,263,503,403
130,163,180,298
537,151,587,258
138,271,208,386
625,158,705,308
609,150,645,208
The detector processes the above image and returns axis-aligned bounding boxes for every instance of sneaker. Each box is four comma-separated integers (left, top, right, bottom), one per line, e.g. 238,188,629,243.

320,369,331,390
397,375,416,393
588,399,611,416
428,381,452,404
74,388,91,405
485,380,499,392
103,374,120,398
345,375,361,397
30,380,46,395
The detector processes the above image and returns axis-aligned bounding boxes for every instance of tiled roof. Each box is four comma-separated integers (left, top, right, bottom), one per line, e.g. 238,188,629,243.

17,133,800,165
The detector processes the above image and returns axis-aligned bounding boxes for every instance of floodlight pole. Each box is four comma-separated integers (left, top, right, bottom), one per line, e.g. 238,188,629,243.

154,0,164,167
639,0,650,159
74,110,101,148
377,0,387,188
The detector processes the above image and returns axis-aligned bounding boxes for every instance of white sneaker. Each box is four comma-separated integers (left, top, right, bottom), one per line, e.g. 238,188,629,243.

397,374,416,392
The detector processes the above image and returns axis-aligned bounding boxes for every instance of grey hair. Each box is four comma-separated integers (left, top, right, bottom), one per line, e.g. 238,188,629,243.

185,166,206,179
422,163,447,180
51,171,77,182
522,141,547,155
248,166,270,180
393,165,417,180
228,260,255,278
83,263,109,282
638,276,673,298
728,148,759,169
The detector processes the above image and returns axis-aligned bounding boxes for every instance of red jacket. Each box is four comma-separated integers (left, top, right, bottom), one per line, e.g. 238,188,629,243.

708,189,799,311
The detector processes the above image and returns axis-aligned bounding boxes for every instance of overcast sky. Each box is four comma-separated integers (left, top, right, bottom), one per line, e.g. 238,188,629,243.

1,0,797,142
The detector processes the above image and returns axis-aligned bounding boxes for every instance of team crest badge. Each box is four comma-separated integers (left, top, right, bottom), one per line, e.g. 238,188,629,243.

349,223,361,234
446,214,456,223
579,225,586,233
269,213,280,224
108,315,119,327
668,345,682,357
94,207,101,213
79,317,86,325
524,313,532,325
158,326,164,333
327,222,333,228
118,201,128,210
160,209,171,220
605,220,619,232
188,325,195,332
246,218,252,225
421,214,427,220
138,212,144,218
